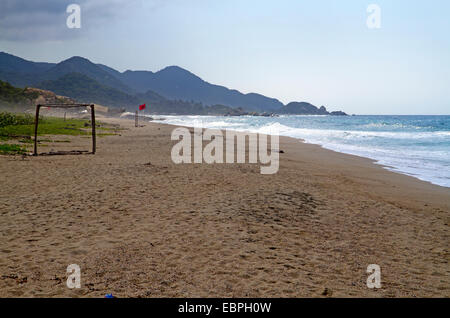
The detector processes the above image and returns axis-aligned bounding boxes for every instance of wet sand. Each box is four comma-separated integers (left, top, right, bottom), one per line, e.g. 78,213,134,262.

0,116,448,297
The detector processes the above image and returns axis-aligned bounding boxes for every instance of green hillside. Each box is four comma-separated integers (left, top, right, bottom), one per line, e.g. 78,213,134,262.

37,73,139,108
0,80,38,105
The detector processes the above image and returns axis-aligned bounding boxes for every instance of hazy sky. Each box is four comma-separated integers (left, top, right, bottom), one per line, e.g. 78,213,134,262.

1,0,449,114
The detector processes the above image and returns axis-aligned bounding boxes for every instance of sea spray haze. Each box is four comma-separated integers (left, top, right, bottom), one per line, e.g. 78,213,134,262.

151,115,450,187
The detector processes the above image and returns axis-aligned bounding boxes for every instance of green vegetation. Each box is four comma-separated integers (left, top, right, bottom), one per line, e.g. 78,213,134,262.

1,69,258,116
0,112,34,128
0,115,90,138
35,73,255,115
1,111,118,139
0,144,27,155
37,73,139,108
0,80,38,104
0,112,119,155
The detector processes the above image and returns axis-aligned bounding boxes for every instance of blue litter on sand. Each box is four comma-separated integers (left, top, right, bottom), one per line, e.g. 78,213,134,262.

105,293,114,298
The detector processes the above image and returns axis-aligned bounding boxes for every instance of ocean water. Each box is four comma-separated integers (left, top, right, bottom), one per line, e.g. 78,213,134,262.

149,114,450,188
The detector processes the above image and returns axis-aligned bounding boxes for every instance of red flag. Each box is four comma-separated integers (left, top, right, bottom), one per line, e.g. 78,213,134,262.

139,104,146,111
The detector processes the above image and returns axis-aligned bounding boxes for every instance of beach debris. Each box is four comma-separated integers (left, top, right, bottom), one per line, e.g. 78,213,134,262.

104,293,114,298
17,276,28,284
321,288,333,297
38,150,90,156
50,275,63,284
1,274,27,284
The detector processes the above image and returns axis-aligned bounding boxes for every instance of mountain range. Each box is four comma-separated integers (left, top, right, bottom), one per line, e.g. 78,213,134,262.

0,52,347,115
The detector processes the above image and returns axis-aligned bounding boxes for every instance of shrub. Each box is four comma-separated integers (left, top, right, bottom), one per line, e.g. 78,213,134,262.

0,112,35,128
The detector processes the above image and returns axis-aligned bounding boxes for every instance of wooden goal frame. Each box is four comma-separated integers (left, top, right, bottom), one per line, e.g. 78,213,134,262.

33,103,96,156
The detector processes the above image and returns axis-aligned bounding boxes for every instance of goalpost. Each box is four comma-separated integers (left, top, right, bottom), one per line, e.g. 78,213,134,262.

33,103,96,156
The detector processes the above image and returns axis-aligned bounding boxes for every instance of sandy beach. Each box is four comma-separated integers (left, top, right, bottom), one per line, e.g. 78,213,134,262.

0,116,448,297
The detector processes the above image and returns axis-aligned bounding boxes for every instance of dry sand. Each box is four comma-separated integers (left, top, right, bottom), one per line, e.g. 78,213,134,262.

0,116,449,297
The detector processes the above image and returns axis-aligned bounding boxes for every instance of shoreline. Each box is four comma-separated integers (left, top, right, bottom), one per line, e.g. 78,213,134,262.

150,117,450,190
0,115,448,297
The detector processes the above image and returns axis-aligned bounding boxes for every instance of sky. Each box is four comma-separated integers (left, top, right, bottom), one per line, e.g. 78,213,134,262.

0,0,449,115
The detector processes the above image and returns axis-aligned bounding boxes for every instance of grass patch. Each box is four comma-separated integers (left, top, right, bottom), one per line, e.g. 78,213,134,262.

98,133,117,137
1,112,120,139
0,144,27,155
0,112,120,155
0,116,91,139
